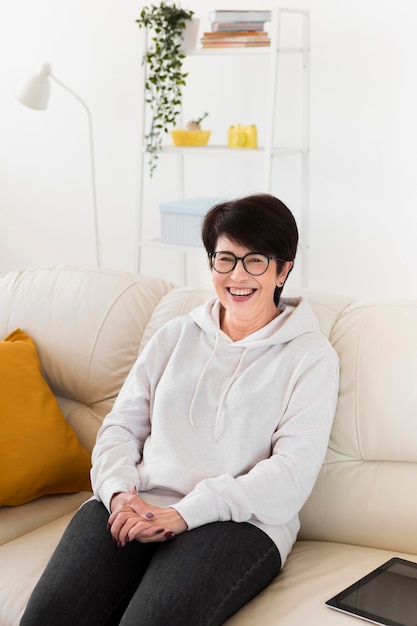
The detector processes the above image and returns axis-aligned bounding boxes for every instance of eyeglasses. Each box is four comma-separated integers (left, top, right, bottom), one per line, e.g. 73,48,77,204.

209,251,287,276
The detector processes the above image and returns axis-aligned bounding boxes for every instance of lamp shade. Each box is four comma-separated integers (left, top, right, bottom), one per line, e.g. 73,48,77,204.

15,63,52,110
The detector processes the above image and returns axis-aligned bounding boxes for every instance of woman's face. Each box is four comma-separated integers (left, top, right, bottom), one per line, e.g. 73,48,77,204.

211,235,293,337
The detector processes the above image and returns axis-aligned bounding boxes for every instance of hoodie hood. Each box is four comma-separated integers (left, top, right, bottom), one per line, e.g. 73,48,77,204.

188,296,321,439
190,296,321,347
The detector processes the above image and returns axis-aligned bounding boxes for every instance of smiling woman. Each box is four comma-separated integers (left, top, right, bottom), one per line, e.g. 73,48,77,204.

203,194,297,325
209,233,294,342
21,194,339,626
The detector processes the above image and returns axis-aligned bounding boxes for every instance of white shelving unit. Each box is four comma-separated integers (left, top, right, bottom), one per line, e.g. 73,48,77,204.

137,8,310,286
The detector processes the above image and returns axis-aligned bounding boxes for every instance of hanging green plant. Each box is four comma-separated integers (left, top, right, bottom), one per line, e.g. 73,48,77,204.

136,2,194,176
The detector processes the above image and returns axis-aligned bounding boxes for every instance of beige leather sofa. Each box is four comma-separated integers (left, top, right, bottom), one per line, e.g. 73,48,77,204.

1,266,416,625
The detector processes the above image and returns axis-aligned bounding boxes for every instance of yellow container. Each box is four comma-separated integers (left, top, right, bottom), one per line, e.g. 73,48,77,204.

170,129,211,147
227,124,258,149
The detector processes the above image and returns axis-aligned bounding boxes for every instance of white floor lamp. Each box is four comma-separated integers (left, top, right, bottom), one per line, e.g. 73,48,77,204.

15,62,101,267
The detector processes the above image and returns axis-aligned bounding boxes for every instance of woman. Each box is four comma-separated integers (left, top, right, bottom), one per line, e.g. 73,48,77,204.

21,194,339,626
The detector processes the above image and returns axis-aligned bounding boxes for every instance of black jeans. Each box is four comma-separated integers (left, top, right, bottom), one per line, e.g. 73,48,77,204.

21,500,281,626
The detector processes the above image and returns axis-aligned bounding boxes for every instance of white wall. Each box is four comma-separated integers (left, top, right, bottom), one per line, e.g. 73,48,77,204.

1,0,417,299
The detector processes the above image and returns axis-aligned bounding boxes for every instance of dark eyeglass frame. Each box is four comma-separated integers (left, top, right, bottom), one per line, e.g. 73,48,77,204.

209,251,288,276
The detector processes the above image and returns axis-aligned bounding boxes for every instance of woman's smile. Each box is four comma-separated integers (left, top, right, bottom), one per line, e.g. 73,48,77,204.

227,287,257,299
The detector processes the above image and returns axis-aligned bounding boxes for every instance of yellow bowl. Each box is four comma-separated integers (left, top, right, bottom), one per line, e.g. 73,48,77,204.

170,129,211,147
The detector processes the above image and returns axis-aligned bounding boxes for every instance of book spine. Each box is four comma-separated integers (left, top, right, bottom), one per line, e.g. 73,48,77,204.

202,31,269,38
212,22,266,32
201,36,270,44
209,11,272,22
201,41,270,48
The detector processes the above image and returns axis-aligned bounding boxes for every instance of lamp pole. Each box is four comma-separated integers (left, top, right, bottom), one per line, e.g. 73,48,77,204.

16,63,101,267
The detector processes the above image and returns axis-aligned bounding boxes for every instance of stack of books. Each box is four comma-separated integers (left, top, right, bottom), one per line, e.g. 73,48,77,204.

201,9,272,49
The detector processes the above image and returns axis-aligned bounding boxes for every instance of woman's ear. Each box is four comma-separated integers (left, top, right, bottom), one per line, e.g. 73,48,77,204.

277,261,294,287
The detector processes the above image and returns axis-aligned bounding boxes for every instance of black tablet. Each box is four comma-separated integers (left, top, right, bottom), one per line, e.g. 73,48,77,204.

325,557,417,626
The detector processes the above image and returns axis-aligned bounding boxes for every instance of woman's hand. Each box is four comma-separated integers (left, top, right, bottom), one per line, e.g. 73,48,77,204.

108,488,188,546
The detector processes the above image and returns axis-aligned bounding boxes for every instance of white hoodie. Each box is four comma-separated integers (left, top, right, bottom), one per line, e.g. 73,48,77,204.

91,296,339,565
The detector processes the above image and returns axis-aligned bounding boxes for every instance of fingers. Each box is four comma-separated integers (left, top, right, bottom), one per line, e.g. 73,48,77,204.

122,492,158,519
108,508,175,546
126,523,175,545
141,511,155,521
108,496,149,525
107,492,184,546
130,486,150,514
113,522,175,546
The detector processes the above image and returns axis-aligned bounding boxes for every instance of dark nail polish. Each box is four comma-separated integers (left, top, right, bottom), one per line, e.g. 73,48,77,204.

165,531,175,540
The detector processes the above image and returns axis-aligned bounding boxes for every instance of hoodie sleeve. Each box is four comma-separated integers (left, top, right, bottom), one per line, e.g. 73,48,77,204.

90,355,152,511
171,343,339,529
90,319,180,511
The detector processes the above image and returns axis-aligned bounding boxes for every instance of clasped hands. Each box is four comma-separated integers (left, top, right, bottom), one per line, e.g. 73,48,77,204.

108,487,188,546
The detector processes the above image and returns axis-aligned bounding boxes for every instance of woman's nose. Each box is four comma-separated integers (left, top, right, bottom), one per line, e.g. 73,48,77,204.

230,259,248,279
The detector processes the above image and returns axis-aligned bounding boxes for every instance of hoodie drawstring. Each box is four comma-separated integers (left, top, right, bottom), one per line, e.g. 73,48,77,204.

188,333,219,430
188,333,248,442
213,347,247,441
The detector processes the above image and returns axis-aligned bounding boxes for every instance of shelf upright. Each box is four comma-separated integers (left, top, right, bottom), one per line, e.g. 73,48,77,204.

136,8,310,287
301,9,311,288
263,8,310,287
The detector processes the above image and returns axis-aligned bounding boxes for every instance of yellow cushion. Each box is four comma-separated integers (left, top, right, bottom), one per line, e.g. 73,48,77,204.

0,329,91,506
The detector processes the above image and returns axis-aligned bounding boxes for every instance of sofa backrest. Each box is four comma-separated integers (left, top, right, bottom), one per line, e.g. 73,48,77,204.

0,267,176,451
299,298,417,555
2,267,416,555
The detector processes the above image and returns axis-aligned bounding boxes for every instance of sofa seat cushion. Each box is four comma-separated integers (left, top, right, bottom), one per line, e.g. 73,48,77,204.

0,491,91,546
0,512,75,626
2,522,416,626
225,541,417,625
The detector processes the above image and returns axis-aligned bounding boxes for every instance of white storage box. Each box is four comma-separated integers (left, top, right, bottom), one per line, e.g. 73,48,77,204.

160,197,224,247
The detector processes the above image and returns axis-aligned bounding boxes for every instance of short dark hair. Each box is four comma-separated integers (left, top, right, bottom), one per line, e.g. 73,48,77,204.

202,194,298,303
